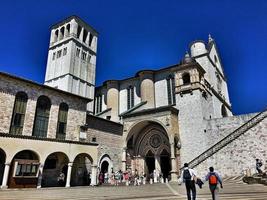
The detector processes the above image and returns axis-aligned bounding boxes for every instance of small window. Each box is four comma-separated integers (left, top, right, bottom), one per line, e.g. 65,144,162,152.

182,73,191,85
52,52,56,60
15,163,39,177
57,50,62,58
56,103,68,140
106,116,111,120
95,95,102,114
82,51,87,60
63,47,67,56
127,86,134,110
76,48,80,57
92,137,96,142
167,75,176,105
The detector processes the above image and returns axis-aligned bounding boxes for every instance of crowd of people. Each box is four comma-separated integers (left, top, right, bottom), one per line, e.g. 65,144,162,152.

97,169,167,186
54,158,265,200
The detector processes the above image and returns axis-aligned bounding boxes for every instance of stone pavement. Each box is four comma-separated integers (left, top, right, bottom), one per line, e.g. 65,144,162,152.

0,179,266,200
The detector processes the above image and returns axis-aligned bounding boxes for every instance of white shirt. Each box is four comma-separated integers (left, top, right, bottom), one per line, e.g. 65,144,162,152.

180,167,197,182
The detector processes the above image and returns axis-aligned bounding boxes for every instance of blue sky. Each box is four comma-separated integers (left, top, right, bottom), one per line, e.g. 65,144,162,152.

0,0,266,115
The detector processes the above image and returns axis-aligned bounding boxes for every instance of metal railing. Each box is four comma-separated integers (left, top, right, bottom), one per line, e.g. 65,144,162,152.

185,108,267,169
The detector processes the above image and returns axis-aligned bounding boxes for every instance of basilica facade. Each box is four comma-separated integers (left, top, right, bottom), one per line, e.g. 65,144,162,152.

0,16,266,189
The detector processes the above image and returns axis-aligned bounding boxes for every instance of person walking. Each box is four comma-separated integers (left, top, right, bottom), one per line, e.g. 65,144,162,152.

256,159,263,174
180,163,197,200
205,167,223,200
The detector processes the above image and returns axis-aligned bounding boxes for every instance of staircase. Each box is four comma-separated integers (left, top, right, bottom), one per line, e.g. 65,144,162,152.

243,172,267,186
185,109,267,169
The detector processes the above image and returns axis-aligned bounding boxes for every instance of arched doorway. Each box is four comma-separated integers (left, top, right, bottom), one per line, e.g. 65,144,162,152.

0,148,6,185
159,149,171,181
71,153,92,186
101,161,109,173
99,154,113,174
42,152,69,187
144,150,155,176
126,121,171,182
8,150,40,188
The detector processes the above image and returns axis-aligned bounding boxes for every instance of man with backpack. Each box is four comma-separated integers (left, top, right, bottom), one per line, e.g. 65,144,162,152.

205,167,223,200
180,163,197,200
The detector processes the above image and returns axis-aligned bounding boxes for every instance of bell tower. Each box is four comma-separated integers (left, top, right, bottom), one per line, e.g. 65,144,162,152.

44,16,98,112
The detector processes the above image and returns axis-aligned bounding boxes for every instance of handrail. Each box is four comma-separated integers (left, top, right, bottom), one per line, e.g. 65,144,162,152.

182,108,267,170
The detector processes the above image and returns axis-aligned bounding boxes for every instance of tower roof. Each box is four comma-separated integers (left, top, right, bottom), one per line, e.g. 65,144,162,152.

50,15,99,36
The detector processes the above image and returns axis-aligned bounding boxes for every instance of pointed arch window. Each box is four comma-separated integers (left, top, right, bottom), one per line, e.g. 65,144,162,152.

127,86,134,110
32,96,51,138
56,103,68,140
10,92,28,135
166,75,176,105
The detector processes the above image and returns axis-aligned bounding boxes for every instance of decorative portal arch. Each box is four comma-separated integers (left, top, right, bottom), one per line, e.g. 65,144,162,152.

8,150,40,188
99,154,113,174
126,121,171,182
71,153,93,186
0,148,6,185
42,152,69,187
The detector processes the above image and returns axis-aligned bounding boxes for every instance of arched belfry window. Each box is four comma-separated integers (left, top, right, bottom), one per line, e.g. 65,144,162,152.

10,92,28,135
56,103,68,140
66,24,70,37
127,86,134,110
32,96,51,138
166,75,176,105
221,105,228,117
182,73,191,85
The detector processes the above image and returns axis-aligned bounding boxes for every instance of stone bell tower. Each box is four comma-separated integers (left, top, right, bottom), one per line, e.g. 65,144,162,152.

44,16,98,112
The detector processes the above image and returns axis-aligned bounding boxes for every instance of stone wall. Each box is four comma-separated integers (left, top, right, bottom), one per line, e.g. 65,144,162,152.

176,90,209,165
194,116,267,178
0,73,88,141
204,113,257,147
86,115,123,171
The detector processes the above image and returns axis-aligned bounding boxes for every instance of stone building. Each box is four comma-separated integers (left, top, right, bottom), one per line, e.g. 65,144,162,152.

0,16,266,189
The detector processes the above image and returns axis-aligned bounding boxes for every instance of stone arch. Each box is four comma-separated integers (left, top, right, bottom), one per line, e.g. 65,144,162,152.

99,154,113,174
134,126,170,157
71,153,93,186
0,148,6,185
126,120,171,181
42,152,69,187
126,119,171,146
8,150,40,188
